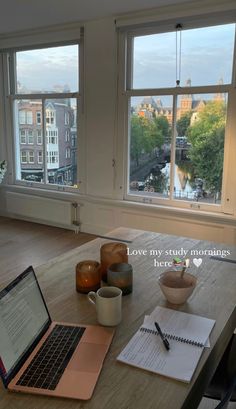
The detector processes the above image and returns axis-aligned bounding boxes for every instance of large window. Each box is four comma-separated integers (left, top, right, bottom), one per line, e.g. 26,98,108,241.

124,22,236,210
10,44,79,188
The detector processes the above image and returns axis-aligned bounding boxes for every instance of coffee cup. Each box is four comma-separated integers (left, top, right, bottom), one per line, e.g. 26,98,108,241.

87,286,122,326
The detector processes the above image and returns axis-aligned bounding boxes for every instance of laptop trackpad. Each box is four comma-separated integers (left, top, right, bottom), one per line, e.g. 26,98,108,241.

67,343,108,373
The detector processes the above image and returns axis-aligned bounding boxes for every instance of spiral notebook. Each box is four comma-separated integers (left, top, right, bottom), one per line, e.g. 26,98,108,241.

117,306,215,383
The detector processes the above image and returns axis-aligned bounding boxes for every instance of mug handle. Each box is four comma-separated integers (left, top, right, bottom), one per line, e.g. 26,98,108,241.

88,291,96,305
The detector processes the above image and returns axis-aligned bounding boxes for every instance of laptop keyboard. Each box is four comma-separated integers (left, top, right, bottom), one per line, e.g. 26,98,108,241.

16,325,86,390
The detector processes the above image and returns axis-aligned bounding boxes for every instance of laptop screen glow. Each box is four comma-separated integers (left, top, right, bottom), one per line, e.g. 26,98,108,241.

0,268,50,381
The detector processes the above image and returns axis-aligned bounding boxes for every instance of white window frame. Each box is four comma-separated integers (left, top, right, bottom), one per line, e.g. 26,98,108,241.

118,18,236,215
27,130,34,144
3,38,82,192
26,111,33,124
37,130,42,145
19,110,26,124
65,112,69,125
20,129,26,144
21,150,27,163
46,108,55,125
65,129,70,142
66,147,71,159
28,150,34,163
38,151,43,164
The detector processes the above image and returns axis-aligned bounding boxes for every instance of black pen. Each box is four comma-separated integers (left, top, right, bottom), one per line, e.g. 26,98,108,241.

154,322,170,351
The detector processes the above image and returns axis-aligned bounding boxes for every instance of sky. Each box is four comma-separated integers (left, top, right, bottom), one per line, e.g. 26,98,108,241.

16,45,79,93
133,23,235,89
16,23,235,95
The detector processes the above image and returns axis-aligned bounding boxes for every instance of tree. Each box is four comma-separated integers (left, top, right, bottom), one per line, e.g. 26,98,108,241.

154,116,171,144
187,101,226,197
130,115,156,167
176,111,192,136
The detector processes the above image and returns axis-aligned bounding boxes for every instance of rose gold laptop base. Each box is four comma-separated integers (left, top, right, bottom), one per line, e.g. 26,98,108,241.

8,322,115,400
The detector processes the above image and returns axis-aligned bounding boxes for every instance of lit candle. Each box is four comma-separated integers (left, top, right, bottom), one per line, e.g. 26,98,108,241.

76,260,101,293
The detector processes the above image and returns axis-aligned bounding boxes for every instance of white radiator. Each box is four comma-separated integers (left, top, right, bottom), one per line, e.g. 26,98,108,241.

6,192,78,228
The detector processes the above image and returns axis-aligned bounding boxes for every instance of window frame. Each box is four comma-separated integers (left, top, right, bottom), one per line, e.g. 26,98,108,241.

27,130,34,144
20,150,27,164
119,20,236,214
28,150,34,164
20,129,26,144
4,39,83,192
38,150,43,164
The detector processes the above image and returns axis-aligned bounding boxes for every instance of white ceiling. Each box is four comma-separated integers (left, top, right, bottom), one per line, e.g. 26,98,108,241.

0,0,195,35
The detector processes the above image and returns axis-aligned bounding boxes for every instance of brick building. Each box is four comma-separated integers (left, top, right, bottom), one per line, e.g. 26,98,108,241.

18,99,76,185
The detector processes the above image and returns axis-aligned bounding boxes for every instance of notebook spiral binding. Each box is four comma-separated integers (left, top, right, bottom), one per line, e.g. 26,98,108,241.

140,327,204,348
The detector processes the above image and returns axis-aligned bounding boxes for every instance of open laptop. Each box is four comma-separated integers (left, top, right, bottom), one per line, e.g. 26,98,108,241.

0,266,115,400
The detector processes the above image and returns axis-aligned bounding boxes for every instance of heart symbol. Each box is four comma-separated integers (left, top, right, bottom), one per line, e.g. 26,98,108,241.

193,258,202,268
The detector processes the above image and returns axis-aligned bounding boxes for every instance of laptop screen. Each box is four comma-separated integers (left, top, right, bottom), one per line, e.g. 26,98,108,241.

0,267,50,385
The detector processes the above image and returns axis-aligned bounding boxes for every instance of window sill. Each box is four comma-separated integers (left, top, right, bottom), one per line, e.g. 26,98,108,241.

2,184,236,228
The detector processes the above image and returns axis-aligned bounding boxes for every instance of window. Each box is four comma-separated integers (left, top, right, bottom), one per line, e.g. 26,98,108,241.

38,151,43,164
46,108,55,125
26,111,33,124
65,129,70,142
28,130,34,144
28,151,34,163
65,112,69,125
123,22,236,211
10,44,79,188
21,151,27,163
47,151,58,164
66,147,71,159
19,110,26,124
36,111,41,124
20,130,26,144
37,130,42,145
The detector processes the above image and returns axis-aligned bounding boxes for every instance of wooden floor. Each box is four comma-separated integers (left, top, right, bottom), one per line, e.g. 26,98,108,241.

0,216,96,287
0,217,235,409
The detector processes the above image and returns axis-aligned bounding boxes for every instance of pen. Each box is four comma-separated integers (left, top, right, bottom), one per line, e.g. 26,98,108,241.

210,256,236,264
154,322,170,351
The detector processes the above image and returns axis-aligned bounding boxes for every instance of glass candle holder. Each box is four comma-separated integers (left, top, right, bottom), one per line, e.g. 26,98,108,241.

76,260,101,294
107,263,133,295
100,242,128,282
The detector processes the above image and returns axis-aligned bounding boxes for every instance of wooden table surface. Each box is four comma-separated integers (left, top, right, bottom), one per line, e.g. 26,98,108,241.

1,227,236,409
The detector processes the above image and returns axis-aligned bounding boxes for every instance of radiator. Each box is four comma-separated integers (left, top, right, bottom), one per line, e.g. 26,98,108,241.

6,192,79,229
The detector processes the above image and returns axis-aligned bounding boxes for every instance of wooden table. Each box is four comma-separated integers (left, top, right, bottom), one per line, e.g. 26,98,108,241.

1,227,236,409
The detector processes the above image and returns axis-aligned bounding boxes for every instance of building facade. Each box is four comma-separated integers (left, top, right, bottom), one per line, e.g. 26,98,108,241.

18,99,76,185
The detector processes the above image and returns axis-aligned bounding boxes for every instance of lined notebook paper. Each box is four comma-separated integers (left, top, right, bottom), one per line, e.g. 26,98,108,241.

117,306,215,383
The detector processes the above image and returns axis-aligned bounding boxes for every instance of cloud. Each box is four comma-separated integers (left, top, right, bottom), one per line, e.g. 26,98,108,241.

132,23,235,88
16,45,78,92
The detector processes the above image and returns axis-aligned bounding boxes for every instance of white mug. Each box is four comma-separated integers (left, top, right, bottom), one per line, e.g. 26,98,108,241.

88,286,122,326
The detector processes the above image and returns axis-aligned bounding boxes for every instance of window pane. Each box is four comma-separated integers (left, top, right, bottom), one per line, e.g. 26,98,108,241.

129,96,172,198
15,100,44,183
45,98,77,187
16,45,79,94
174,93,227,204
133,33,176,89
180,25,235,86
133,24,235,89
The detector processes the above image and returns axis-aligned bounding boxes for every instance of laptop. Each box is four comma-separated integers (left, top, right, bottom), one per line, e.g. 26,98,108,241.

0,266,115,400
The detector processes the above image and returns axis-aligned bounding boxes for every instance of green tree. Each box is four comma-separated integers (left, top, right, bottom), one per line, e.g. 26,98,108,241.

130,115,156,167
187,101,226,197
154,116,171,144
176,111,192,136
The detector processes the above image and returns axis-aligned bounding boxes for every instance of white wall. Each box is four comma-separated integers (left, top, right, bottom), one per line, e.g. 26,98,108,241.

83,19,116,198
1,4,236,245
